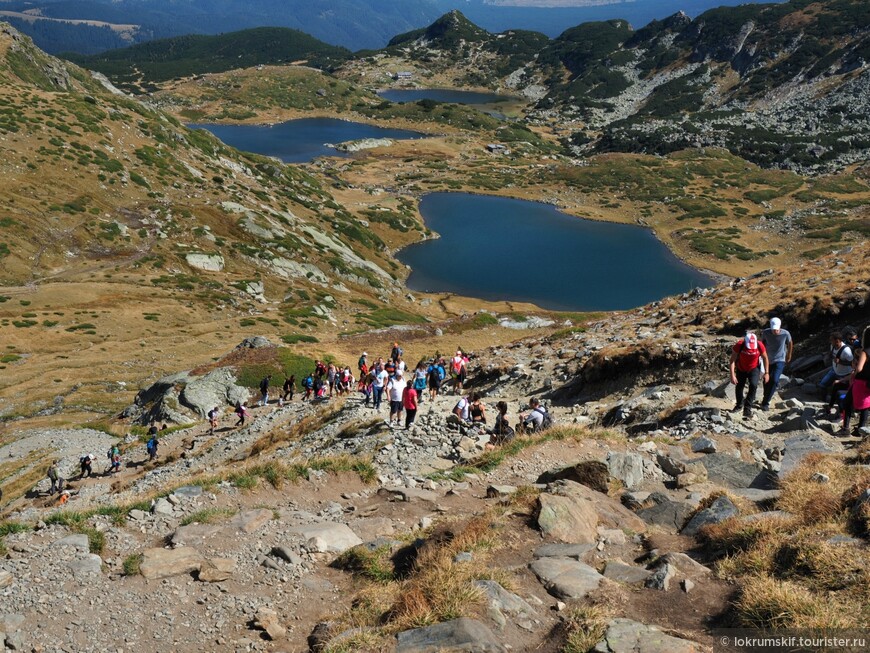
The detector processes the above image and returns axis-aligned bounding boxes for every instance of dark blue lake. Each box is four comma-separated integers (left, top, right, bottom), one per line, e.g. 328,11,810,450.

189,118,425,163
397,193,712,311
377,89,514,105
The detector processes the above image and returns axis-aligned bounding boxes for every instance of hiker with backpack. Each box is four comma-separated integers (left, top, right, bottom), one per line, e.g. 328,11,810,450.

518,397,553,433
259,375,272,407
729,332,770,419
390,342,403,364
146,433,159,461
427,360,442,402
819,331,854,417
108,445,122,474
451,350,467,394
358,352,368,375
234,401,249,427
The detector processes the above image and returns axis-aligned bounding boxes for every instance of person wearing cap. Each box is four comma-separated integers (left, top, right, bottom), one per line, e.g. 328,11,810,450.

358,352,368,375
729,332,769,419
386,369,407,427
760,317,793,411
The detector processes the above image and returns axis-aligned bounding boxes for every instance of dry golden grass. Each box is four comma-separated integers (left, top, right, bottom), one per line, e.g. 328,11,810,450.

777,453,870,524
561,603,612,653
705,454,870,629
248,401,345,457
326,512,509,644
735,575,859,629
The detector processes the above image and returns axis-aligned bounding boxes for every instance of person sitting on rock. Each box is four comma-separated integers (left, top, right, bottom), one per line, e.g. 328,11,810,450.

729,332,769,419
518,397,550,433
486,401,515,449
819,331,854,416
452,393,471,425
470,394,487,425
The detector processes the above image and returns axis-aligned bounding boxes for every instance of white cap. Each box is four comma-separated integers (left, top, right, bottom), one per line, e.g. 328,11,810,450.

770,317,781,330
362,352,367,356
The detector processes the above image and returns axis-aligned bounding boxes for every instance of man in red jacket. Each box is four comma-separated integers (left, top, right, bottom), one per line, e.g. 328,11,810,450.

729,332,770,419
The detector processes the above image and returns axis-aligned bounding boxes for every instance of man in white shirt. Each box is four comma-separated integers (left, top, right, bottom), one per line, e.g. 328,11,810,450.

386,371,407,427
819,331,854,414
372,367,389,411
453,395,470,423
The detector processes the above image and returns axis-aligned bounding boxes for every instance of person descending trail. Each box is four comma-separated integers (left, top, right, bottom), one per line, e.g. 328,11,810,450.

302,374,314,401
387,370,407,427
372,365,388,411
108,445,121,474
413,362,427,405
819,331,854,417
402,381,418,429
390,342,403,364
729,332,769,419
358,352,368,375
760,317,793,411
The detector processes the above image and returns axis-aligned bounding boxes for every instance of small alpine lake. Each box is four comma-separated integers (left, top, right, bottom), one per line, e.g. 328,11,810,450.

397,193,713,311
189,118,426,163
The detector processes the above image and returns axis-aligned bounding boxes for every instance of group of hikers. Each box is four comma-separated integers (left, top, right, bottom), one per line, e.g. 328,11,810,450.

729,318,869,435
45,423,164,500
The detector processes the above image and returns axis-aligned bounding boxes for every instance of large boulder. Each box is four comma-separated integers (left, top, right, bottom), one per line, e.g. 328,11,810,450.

537,480,646,543
289,523,363,553
606,452,645,490
682,496,739,537
594,618,704,653
179,367,249,418
529,557,603,600
779,433,839,476
537,461,610,493
635,493,693,532
474,580,536,630
700,453,772,489
396,618,505,653
140,547,204,580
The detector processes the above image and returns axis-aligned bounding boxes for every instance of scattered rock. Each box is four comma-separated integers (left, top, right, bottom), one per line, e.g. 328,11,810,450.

198,557,236,582
0,571,13,588
537,461,610,493
682,496,739,537
691,436,717,454
289,523,363,553
486,485,517,499
635,493,692,532
54,533,90,550
474,580,536,630
606,452,645,490
140,547,204,580
533,543,595,559
67,554,103,576
644,562,675,591
396,617,505,653
229,509,273,534
256,607,286,641
529,557,604,600
595,618,702,653
603,560,652,585
682,579,695,593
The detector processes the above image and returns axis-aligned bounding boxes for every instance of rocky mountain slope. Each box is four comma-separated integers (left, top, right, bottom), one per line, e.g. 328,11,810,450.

351,0,870,173
1,243,868,652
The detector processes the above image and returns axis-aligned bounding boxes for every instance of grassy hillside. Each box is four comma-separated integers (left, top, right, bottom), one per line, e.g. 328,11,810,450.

66,27,351,91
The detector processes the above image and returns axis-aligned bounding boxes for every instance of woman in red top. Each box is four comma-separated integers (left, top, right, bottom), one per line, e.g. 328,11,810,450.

402,384,418,429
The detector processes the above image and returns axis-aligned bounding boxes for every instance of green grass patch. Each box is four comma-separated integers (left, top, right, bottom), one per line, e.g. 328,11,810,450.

179,507,236,526
281,333,319,344
122,553,142,576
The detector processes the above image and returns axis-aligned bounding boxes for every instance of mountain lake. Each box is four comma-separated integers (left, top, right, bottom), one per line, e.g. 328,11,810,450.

397,193,713,311
189,118,425,163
